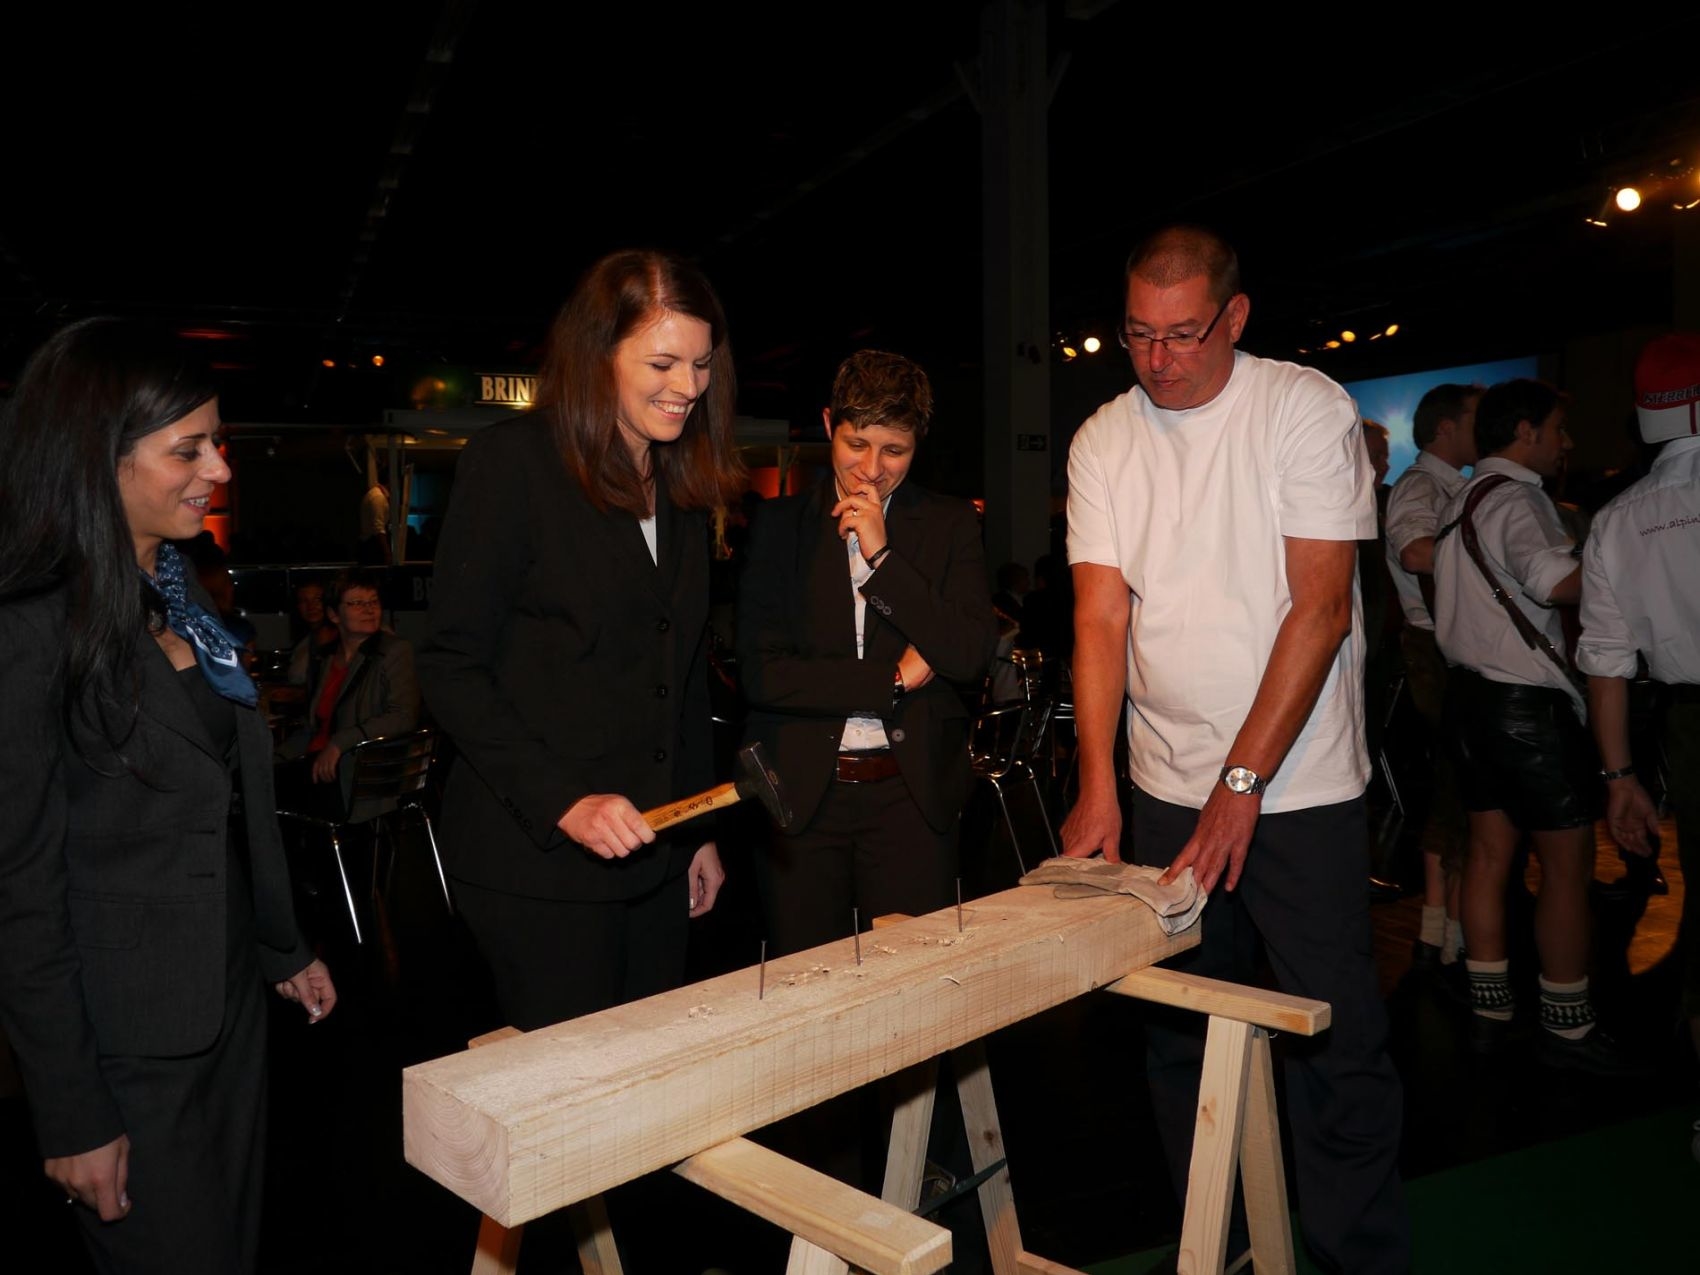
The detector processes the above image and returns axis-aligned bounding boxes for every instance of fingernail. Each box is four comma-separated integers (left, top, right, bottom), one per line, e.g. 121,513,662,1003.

308,1004,321,1017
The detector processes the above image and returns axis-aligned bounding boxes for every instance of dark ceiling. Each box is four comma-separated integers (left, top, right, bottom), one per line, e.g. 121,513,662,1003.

4,2,1698,431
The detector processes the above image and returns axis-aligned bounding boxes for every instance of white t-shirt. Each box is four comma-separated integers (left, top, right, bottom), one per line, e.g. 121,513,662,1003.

1383,450,1469,631
1432,457,1581,713
1576,435,1700,685
1067,351,1375,814
359,484,390,539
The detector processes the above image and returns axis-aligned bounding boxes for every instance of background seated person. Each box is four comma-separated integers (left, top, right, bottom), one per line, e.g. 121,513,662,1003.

286,579,339,686
275,568,419,814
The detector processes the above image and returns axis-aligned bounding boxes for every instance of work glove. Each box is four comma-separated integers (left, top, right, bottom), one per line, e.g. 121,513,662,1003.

1017,856,1206,935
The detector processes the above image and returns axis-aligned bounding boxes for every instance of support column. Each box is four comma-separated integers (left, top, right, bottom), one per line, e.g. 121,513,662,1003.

973,0,1058,574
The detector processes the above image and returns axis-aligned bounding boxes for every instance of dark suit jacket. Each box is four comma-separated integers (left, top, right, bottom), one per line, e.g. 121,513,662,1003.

417,414,715,903
0,585,312,1158
276,630,420,807
736,478,997,834
278,631,420,760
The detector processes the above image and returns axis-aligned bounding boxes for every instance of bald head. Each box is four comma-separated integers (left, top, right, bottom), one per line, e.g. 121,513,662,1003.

1125,225,1242,304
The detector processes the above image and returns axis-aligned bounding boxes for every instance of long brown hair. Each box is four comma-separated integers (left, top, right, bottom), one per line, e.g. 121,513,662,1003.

535,249,745,516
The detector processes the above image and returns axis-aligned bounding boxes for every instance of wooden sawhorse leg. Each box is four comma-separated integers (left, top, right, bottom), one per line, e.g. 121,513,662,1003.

1108,967,1330,1275
879,1043,1082,1275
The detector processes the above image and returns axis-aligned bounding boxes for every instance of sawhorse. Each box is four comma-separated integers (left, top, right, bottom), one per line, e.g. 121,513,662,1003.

465,965,1327,1275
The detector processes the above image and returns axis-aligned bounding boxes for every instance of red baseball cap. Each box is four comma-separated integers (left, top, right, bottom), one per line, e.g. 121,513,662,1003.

1635,332,1700,443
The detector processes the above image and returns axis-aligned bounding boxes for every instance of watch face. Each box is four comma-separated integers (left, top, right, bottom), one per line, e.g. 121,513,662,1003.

1224,766,1260,794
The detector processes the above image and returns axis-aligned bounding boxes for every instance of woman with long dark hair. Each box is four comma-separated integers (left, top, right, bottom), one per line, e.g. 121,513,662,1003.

419,249,745,1030
0,318,335,1272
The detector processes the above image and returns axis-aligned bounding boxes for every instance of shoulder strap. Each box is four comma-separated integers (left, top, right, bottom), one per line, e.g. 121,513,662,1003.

1440,474,1574,679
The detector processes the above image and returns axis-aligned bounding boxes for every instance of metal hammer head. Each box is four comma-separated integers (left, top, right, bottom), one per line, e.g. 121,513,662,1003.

733,742,792,828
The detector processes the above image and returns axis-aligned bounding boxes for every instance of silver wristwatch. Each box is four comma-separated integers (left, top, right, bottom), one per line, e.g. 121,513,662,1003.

1220,764,1268,796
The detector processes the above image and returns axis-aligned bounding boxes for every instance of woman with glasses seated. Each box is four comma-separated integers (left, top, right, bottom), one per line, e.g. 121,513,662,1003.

0,319,335,1272
274,566,419,816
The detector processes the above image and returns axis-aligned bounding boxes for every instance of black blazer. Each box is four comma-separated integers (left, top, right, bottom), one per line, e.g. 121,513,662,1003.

276,630,421,806
417,414,715,903
736,478,997,834
278,631,420,761
0,586,312,1159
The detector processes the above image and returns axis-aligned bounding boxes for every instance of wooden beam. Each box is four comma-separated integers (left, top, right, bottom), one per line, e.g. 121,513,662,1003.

677,1137,951,1275
404,886,1195,1226
1106,968,1330,1036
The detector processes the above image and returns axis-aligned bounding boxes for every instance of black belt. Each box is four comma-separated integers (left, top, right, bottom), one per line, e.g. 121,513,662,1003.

835,751,899,783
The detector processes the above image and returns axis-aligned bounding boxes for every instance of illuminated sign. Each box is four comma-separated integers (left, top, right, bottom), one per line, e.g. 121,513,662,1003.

476,374,537,408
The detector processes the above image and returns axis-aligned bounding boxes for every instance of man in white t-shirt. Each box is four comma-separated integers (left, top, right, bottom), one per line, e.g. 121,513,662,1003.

1383,383,1480,971
1063,226,1408,1273
1577,331,1700,1079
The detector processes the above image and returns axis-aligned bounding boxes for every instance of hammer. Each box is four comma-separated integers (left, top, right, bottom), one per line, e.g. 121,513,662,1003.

640,742,792,832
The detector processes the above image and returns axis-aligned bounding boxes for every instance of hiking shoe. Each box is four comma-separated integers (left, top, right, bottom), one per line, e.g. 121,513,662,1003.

1534,1028,1652,1077
1469,1012,1525,1056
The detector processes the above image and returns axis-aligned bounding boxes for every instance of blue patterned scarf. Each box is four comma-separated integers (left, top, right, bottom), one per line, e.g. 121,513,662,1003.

143,543,258,707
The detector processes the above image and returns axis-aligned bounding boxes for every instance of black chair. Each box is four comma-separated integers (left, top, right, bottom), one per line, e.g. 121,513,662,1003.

969,652,1059,876
276,727,451,946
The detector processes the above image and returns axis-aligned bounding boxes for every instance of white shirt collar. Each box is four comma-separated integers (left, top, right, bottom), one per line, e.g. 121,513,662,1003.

1474,455,1543,486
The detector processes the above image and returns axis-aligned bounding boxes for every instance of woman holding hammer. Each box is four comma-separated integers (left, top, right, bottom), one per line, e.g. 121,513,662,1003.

419,249,745,1030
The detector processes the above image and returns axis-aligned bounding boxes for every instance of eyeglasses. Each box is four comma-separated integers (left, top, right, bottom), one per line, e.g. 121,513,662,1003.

338,598,383,611
1117,296,1234,354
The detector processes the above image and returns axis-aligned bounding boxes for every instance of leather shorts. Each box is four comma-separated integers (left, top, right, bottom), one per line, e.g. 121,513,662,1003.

1443,667,1602,831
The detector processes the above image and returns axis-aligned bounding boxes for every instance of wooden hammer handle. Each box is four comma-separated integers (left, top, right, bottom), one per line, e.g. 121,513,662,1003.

642,781,741,832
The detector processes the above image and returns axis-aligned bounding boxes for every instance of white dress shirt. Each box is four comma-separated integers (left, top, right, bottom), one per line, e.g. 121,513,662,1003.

1433,457,1582,713
1576,435,1700,686
1384,450,1469,630
840,499,894,752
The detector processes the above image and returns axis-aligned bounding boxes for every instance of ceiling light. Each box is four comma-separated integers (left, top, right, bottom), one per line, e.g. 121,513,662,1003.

1061,345,1078,361
1324,340,1341,350
321,358,336,368
1384,323,1399,337
1615,186,1643,212
1082,336,1101,354
372,354,385,367
1341,330,1357,343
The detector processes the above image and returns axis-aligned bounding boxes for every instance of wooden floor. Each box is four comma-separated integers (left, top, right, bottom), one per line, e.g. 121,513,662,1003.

1371,815,1685,995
